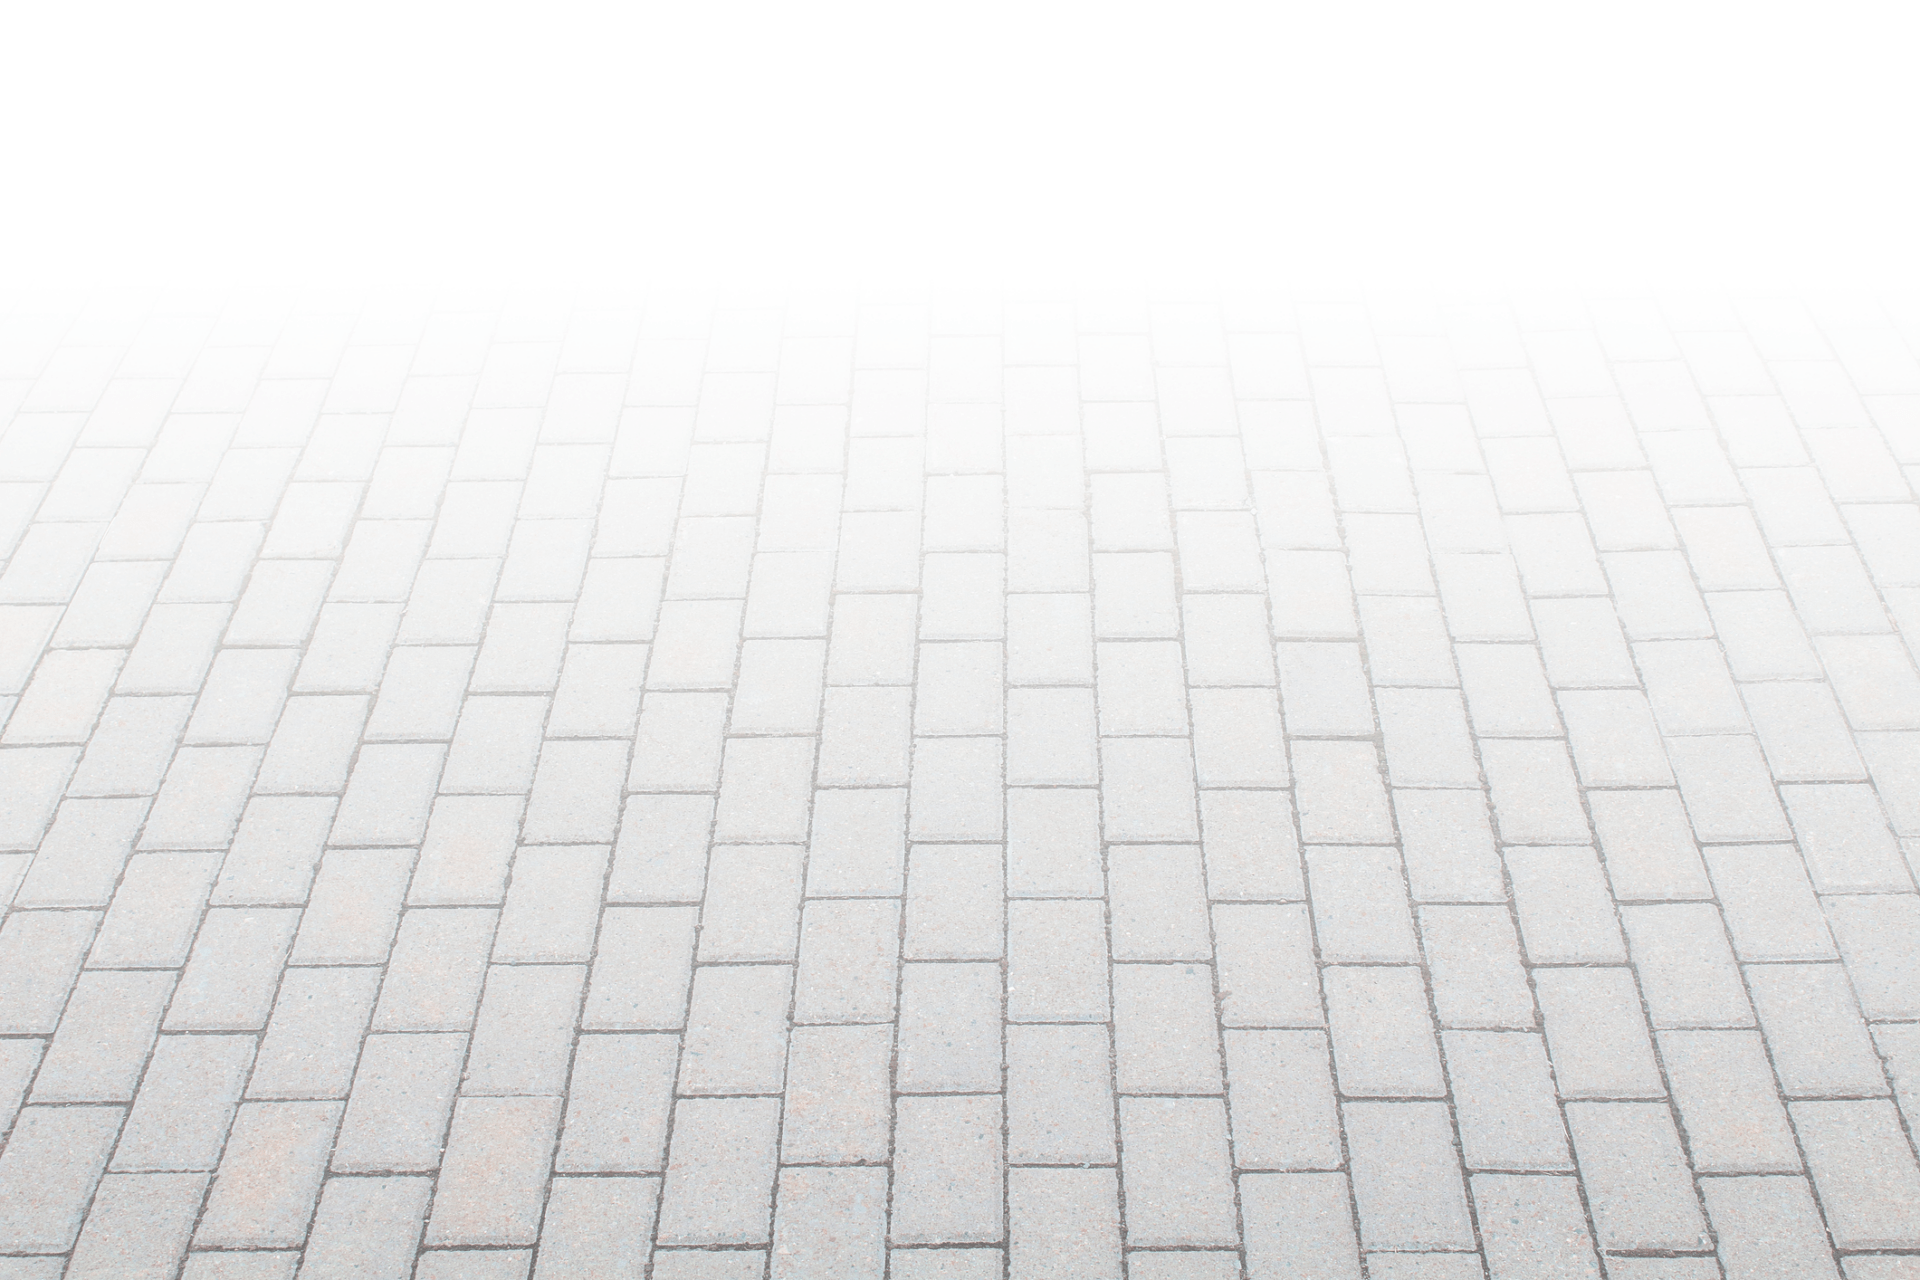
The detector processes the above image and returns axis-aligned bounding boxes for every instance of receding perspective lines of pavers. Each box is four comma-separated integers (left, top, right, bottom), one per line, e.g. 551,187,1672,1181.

1,293,1919,1279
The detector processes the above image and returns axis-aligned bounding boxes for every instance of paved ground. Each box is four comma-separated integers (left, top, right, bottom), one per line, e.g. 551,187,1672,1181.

1,292,1919,1279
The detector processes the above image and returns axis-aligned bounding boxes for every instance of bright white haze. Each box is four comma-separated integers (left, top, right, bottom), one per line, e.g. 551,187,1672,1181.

2,1,1916,292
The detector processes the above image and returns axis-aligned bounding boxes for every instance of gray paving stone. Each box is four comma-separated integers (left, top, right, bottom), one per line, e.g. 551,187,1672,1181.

1291,741,1395,844
415,1250,531,1280
166,906,299,1030
1197,789,1304,901
1377,688,1479,788
1874,1021,1920,1136
1240,1172,1362,1280
1574,790,1712,901
66,696,192,798
650,1252,770,1280
1665,735,1793,843
1005,1023,1114,1166
1308,845,1421,964
1533,968,1665,1099
1503,845,1626,964
1470,1174,1599,1280
0,1038,42,1134
1565,1102,1711,1252
1418,905,1536,1030
782,1023,894,1165
1212,902,1321,1028
818,686,912,785
139,744,259,850
656,1097,782,1246
1659,1030,1801,1174
89,850,219,968
464,963,585,1095
1006,1167,1120,1280
15,295,1920,1276
372,908,496,1031
32,969,172,1102
440,695,549,794
328,742,444,845
897,963,1001,1094
1479,741,1590,844
65,1171,207,1280
826,593,919,684
1323,966,1445,1099
213,795,335,906
919,642,1008,737
628,692,729,792
1006,786,1105,898
1112,963,1223,1095
1700,1175,1843,1280
1277,642,1376,736
1746,963,1889,1097
296,1176,432,1280
425,1095,562,1246
1701,844,1838,961
1457,644,1561,738
521,739,627,842
330,1033,465,1172
773,1167,888,1280
698,845,805,963
0,1105,123,1252
247,967,381,1099
0,908,101,1033
112,1034,253,1171
1108,844,1212,961
1790,1099,1920,1249
1223,1029,1342,1171
288,847,411,965
889,1094,1005,1246
177,1254,300,1280
676,964,790,1096
903,844,1004,961
1342,1101,1475,1252
794,897,900,1024
14,796,146,907
1394,789,1505,903
193,1101,341,1248
556,1033,677,1173
492,844,607,962
1620,903,1754,1028
1117,1097,1238,1248
1782,783,1911,892
583,906,696,1030
607,793,716,903
1443,1032,1572,1171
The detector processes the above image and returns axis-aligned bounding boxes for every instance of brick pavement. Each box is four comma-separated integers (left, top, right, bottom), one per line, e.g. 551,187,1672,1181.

0,291,1918,1278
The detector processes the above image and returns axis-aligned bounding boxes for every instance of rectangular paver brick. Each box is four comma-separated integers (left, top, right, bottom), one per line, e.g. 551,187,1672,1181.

1118,1097,1238,1248
890,1095,1004,1246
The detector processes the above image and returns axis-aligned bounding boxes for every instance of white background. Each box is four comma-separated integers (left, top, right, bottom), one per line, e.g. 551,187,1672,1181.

2,1,1916,291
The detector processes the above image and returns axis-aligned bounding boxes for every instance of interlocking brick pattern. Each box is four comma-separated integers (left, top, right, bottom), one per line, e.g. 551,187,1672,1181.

1,291,1919,1278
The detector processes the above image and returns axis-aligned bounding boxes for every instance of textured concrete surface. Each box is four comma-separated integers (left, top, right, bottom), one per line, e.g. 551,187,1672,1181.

0,292,1918,1278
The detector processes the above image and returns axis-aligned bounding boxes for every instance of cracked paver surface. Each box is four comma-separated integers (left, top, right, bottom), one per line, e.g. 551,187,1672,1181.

2,292,1920,1279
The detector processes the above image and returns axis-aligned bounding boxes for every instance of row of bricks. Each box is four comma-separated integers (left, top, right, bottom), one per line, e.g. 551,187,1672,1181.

10,608,1920,769
7,903,1917,1116
4,724,1910,884
1,774,1895,907
4,465,1918,631
3,429,1916,564
3,767,1913,974
12,942,1920,1167
4,308,1917,446
8,1091,1920,1275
